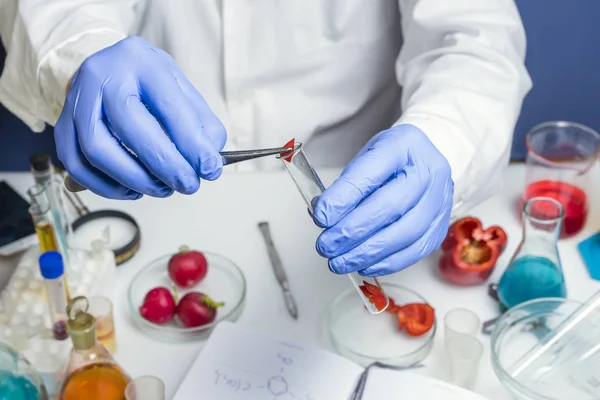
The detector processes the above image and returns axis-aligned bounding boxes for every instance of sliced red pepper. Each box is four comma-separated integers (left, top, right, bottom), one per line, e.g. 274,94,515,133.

358,281,387,311
438,216,507,286
385,297,401,313
280,138,296,162
396,303,435,336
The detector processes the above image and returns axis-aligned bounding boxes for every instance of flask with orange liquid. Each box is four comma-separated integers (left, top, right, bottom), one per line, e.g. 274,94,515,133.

57,296,131,400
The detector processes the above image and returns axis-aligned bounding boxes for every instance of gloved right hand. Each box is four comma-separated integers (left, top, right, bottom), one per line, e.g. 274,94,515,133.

55,36,227,200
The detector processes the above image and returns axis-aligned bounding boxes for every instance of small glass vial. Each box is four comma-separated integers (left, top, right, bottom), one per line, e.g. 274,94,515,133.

39,251,69,340
497,197,567,311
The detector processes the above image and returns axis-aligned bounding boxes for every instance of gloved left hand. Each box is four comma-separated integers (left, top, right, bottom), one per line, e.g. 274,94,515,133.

312,124,454,277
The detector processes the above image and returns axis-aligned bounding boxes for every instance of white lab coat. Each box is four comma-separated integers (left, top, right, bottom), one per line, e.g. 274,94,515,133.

0,0,531,217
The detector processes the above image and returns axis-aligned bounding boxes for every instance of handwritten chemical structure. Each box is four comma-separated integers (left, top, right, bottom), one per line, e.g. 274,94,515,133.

213,349,319,400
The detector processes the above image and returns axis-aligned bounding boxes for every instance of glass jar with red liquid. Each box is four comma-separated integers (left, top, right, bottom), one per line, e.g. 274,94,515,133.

522,121,600,239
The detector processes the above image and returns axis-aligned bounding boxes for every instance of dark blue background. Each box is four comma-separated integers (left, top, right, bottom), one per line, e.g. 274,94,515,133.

0,0,599,170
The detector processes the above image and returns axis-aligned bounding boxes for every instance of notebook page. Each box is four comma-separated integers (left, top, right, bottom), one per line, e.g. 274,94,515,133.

173,321,363,400
361,369,491,400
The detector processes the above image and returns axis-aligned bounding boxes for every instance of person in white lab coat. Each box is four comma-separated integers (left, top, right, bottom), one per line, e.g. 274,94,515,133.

0,1,531,276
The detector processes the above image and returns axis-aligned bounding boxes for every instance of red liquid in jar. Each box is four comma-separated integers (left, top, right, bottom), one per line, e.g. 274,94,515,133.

520,180,588,238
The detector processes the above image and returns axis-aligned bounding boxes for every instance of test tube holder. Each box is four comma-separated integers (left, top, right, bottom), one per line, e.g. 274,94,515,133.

0,241,117,396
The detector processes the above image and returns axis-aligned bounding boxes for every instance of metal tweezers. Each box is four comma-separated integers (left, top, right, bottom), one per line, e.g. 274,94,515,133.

63,146,293,193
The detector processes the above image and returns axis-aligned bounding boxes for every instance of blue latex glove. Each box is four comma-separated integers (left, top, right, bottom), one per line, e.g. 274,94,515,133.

55,36,226,200
313,124,454,277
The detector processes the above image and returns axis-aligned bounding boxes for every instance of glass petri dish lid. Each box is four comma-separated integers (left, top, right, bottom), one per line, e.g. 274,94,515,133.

490,297,600,400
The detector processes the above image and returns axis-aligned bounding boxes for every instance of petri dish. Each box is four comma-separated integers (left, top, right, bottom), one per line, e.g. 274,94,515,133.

127,251,246,342
327,283,436,367
491,297,600,400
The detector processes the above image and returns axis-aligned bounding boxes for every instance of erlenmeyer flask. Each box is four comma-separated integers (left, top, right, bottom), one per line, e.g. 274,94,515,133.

58,296,131,400
498,197,567,311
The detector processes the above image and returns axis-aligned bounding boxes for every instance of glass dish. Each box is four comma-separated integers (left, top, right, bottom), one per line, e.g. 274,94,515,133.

327,283,436,367
127,251,246,342
491,297,599,400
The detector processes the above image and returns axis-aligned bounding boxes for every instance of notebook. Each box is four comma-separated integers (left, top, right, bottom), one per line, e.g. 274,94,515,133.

173,321,491,400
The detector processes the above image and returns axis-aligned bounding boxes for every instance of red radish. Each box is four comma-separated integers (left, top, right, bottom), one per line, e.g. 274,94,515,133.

139,287,176,325
176,292,224,328
168,246,208,288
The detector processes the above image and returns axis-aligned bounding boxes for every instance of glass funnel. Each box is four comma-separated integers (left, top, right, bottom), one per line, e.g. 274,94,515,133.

521,121,600,238
0,341,48,400
498,197,567,311
278,140,389,314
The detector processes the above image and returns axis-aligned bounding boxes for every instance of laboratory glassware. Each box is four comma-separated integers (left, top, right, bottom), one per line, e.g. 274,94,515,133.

58,296,131,400
39,251,69,340
0,341,49,400
278,141,389,314
444,308,480,347
444,332,484,390
443,308,483,390
87,296,117,354
491,297,600,400
522,121,600,238
327,283,435,367
125,376,166,400
28,184,60,253
497,197,566,311
128,251,246,342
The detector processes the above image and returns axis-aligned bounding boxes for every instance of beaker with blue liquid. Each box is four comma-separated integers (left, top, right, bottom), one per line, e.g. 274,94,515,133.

498,197,567,311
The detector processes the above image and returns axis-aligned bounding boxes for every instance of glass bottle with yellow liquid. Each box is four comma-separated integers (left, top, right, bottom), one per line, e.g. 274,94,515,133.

58,296,131,400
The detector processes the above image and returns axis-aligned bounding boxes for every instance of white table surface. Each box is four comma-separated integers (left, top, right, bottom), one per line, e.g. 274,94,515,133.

1,164,599,399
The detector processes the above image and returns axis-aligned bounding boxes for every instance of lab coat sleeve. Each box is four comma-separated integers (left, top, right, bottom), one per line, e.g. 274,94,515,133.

0,0,144,132
394,0,532,219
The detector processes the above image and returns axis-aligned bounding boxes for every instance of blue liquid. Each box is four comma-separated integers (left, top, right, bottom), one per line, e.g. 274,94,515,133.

0,373,41,400
498,255,566,310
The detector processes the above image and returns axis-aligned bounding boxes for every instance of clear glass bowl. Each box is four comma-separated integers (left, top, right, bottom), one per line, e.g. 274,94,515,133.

490,297,599,400
327,283,436,367
127,251,246,342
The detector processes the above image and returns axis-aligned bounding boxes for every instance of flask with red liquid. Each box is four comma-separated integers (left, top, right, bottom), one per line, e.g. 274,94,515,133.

521,121,600,239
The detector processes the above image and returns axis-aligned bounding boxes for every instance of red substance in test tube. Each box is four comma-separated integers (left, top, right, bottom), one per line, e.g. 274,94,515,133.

280,139,296,162
520,180,588,238
359,281,387,311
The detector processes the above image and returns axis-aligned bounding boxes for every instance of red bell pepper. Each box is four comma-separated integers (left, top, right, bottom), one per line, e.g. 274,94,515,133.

359,281,388,311
280,138,296,162
438,216,507,286
396,303,435,336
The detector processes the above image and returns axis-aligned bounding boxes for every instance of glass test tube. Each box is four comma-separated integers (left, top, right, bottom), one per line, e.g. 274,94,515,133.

278,143,389,314
29,185,59,252
29,184,72,302
39,251,69,340
30,154,72,263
